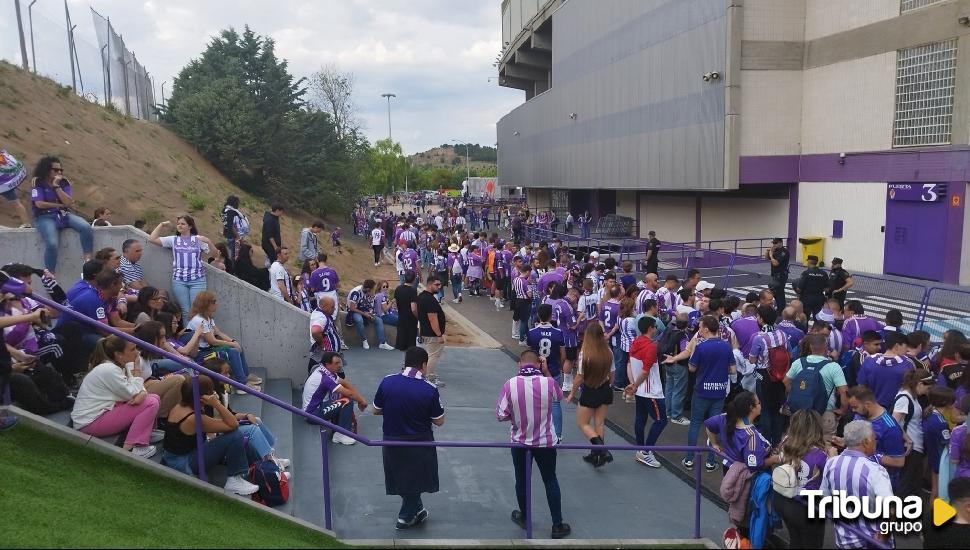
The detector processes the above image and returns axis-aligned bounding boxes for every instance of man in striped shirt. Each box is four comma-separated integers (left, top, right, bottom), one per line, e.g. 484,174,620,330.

496,350,571,539
818,420,894,549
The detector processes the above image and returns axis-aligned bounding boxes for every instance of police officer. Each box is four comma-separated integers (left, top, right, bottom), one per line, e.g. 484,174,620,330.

764,237,790,314
826,257,854,310
793,255,828,321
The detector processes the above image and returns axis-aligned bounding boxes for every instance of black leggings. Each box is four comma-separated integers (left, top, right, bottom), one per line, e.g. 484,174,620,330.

373,244,383,264
773,493,825,549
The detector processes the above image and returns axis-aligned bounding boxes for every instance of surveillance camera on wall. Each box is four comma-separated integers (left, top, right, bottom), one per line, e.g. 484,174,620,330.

702,73,710,81
710,71,720,80
702,72,721,82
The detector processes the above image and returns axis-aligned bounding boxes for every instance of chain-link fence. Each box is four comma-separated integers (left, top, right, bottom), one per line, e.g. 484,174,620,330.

1,1,158,120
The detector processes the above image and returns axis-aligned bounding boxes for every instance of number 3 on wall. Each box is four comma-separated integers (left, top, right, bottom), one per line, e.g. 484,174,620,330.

922,184,938,202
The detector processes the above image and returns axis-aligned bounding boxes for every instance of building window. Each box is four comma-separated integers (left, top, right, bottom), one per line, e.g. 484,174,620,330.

901,0,946,13
893,39,957,147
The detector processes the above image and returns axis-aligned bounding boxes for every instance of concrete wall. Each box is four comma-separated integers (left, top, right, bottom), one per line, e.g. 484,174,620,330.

797,182,887,272
0,226,313,387
742,0,806,42
700,196,789,241
615,191,637,220
804,0,898,41
640,195,696,244
800,52,896,154
739,71,804,156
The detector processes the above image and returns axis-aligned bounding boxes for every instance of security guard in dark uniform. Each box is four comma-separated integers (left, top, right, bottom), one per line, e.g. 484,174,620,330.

793,254,828,320
826,257,853,310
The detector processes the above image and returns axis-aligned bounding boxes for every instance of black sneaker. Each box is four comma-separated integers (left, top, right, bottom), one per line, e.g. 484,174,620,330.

551,523,571,539
510,510,526,529
705,461,718,472
395,514,420,530
582,453,597,465
415,509,429,525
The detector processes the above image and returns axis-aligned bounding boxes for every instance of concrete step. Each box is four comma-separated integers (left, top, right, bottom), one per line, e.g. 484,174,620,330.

289,388,328,528
258,378,295,514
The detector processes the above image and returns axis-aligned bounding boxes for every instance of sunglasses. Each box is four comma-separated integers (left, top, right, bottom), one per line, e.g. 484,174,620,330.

52,167,64,172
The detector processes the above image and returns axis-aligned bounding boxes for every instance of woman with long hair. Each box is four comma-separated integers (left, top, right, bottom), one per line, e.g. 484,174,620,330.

772,410,833,548
28,156,94,273
148,214,213,319
893,368,933,498
136,314,202,375
568,322,615,467
71,335,160,458
923,385,957,502
185,291,257,392
127,321,185,419
704,391,779,471
160,374,261,496
127,285,165,325
934,330,967,383
233,242,270,291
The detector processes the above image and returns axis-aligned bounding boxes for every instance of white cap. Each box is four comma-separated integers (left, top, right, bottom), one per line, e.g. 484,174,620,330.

590,251,600,258
696,280,716,291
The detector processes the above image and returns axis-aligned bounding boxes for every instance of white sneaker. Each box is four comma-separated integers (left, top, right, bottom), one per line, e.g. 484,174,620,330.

130,444,157,459
224,475,260,495
332,431,357,445
362,340,370,350
246,374,263,384
274,457,291,470
379,343,395,351
670,417,691,426
635,451,662,468
150,429,165,444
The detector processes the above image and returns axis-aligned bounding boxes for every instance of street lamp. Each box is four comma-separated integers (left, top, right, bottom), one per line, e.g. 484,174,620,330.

451,139,470,182
381,93,396,140
28,0,38,74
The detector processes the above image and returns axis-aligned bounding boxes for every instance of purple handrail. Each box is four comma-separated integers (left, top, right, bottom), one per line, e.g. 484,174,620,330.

28,290,722,540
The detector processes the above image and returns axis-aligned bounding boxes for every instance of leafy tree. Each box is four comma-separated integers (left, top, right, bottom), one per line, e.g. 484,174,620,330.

163,26,364,214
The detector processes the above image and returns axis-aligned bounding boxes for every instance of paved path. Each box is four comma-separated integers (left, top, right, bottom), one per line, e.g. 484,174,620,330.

288,346,724,542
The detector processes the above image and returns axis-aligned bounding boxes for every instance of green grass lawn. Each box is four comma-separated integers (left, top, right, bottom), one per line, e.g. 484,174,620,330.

0,424,344,548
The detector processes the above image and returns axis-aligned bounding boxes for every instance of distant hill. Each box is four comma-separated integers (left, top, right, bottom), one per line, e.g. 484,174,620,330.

409,143,496,170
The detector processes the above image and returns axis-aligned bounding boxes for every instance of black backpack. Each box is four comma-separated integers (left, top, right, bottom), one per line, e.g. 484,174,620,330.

660,328,687,363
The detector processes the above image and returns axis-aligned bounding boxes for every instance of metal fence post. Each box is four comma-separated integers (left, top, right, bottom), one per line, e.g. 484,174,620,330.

320,428,333,531
524,448,533,539
693,456,702,539
916,288,931,331
190,370,207,482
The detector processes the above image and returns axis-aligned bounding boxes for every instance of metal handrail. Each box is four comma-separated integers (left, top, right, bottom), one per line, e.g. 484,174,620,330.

27,291,717,540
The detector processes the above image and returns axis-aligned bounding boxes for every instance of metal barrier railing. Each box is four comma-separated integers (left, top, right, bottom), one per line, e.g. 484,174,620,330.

24,291,717,540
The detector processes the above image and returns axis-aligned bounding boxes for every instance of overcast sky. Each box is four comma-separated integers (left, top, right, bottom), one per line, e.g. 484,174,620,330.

2,0,523,154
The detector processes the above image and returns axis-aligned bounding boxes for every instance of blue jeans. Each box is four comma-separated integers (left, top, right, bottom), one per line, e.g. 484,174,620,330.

684,395,724,464
512,447,562,526
756,377,786,447
635,396,668,446
161,429,250,477
381,313,399,327
150,358,187,377
612,344,628,388
240,422,277,460
351,312,386,345
665,364,688,420
34,212,94,272
171,277,207,320
309,397,354,432
552,374,563,439
450,274,463,299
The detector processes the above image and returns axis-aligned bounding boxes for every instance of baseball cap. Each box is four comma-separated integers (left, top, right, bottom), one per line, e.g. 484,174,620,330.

696,280,716,292
832,257,844,265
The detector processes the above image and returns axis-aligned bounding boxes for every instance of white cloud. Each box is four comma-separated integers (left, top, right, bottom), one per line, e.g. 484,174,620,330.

22,0,526,153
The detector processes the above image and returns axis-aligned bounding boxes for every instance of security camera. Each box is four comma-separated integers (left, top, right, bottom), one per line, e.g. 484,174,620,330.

702,73,710,82
710,71,720,80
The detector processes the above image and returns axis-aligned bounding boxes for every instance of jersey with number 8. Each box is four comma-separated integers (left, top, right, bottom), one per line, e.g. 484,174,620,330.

527,325,565,377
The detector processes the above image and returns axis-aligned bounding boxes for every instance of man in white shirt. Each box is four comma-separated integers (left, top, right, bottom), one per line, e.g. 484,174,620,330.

434,213,444,230
371,223,385,266
269,246,293,304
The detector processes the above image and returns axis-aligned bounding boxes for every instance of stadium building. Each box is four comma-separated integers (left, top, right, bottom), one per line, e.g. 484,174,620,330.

496,0,970,284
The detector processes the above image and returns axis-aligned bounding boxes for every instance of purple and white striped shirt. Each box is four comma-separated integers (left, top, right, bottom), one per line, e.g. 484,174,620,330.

635,288,655,315
159,235,208,281
512,274,530,300
827,328,844,354
819,449,894,549
496,367,564,447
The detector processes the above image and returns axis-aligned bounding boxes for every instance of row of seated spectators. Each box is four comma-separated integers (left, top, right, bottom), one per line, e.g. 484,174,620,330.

1,247,288,497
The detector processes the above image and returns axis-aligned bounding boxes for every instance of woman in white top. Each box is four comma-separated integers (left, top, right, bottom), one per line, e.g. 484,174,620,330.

186,291,258,391
148,215,213,320
130,321,188,418
71,335,160,458
893,368,932,499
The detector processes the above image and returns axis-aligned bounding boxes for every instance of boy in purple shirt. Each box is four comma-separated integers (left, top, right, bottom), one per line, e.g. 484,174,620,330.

856,331,915,409
841,300,884,350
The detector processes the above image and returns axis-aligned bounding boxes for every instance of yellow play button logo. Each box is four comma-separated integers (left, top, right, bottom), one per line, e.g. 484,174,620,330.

934,498,957,527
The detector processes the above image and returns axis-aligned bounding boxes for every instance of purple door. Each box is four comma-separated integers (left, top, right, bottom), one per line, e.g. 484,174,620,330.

883,183,948,281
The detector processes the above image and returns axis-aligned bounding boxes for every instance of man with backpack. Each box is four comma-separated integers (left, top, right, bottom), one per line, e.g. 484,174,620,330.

745,305,790,446
784,334,848,442
659,313,691,426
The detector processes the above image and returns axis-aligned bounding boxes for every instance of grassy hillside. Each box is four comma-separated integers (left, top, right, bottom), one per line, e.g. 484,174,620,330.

409,145,496,171
0,61,382,287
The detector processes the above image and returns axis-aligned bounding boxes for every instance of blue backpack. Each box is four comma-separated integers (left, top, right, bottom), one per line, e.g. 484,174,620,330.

787,357,830,414
248,459,290,507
